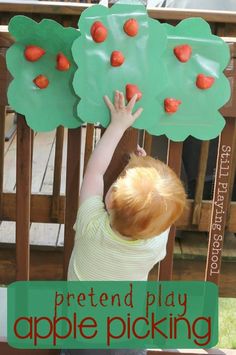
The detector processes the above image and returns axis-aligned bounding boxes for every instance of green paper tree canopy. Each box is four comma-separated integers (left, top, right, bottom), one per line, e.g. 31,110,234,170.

154,18,231,141
6,2,231,141
72,1,230,141
7,16,81,132
72,2,168,133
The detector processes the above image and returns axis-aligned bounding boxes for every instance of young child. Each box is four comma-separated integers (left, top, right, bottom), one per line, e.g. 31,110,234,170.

68,90,186,282
68,91,186,281
64,91,186,355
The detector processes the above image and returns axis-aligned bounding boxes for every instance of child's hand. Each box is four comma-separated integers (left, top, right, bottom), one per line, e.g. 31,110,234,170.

104,90,143,131
135,144,147,157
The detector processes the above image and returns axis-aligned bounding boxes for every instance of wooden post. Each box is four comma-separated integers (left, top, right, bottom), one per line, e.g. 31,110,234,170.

83,123,94,176
51,126,64,220
143,131,153,156
16,115,32,281
158,141,183,281
192,140,210,225
103,127,139,195
64,127,81,279
205,117,236,284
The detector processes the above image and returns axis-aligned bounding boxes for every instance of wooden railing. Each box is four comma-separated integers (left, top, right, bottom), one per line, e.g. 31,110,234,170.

0,2,236,354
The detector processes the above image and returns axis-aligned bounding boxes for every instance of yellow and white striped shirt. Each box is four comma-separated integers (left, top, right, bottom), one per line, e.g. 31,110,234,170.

68,196,169,281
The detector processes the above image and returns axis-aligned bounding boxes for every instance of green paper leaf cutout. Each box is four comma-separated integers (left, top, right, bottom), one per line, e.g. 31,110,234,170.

72,2,168,131
152,18,231,141
6,16,82,132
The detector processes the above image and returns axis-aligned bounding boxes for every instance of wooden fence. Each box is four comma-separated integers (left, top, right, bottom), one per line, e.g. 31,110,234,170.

0,2,236,354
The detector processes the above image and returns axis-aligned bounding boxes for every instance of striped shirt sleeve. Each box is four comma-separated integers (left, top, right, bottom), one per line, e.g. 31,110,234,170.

73,195,106,237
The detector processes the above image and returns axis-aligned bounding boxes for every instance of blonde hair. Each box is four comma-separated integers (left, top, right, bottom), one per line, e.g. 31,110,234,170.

108,154,186,239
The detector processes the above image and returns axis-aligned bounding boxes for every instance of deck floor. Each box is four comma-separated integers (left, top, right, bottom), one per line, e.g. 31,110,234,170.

1,114,236,261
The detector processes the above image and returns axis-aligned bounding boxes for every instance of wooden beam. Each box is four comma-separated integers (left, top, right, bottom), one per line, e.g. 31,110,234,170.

1,193,236,231
51,126,64,220
0,247,234,297
64,127,81,279
192,141,210,225
104,127,139,195
1,2,236,24
0,342,59,355
83,123,94,176
205,117,236,284
16,115,32,281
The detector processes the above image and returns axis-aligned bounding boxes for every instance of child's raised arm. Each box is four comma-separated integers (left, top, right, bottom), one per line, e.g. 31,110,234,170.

79,91,143,205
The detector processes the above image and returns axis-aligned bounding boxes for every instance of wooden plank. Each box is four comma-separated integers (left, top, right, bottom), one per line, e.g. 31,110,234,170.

0,221,60,247
57,223,64,247
59,128,68,194
16,115,32,281
166,259,236,298
180,232,208,258
0,221,15,243
205,117,236,284
173,238,182,256
51,126,64,219
192,141,210,225
0,343,59,355
64,127,81,279
2,193,65,223
31,131,56,193
158,141,183,281
39,137,56,194
147,7,236,23
3,133,16,191
80,126,87,186
83,123,94,176
0,1,89,16
4,113,16,155
1,247,234,297
40,128,67,195
143,131,153,155
1,2,236,24
2,192,236,231
0,53,8,107
180,231,236,260
104,127,139,195
220,55,236,118
29,223,59,246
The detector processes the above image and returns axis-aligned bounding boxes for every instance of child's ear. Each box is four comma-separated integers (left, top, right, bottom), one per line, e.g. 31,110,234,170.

105,187,114,210
106,198,113,210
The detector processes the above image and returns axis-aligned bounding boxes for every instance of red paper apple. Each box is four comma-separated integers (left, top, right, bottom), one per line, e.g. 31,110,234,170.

56,53,70,71
90,21,103,36
90,21,107,43
33,75,49,89
174,44,192,63
196,74,215,90
123,19,139,37
110,51,125,67
164,98,182,113
24,45,45,62
126,84,142,102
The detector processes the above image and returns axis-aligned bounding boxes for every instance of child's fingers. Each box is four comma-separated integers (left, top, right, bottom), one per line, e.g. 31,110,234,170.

137,144,142,151
136,144,145,156
127,94,138,112
114,90,119,110
133,107,143,120
103,95,114,112
119,92,125,108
